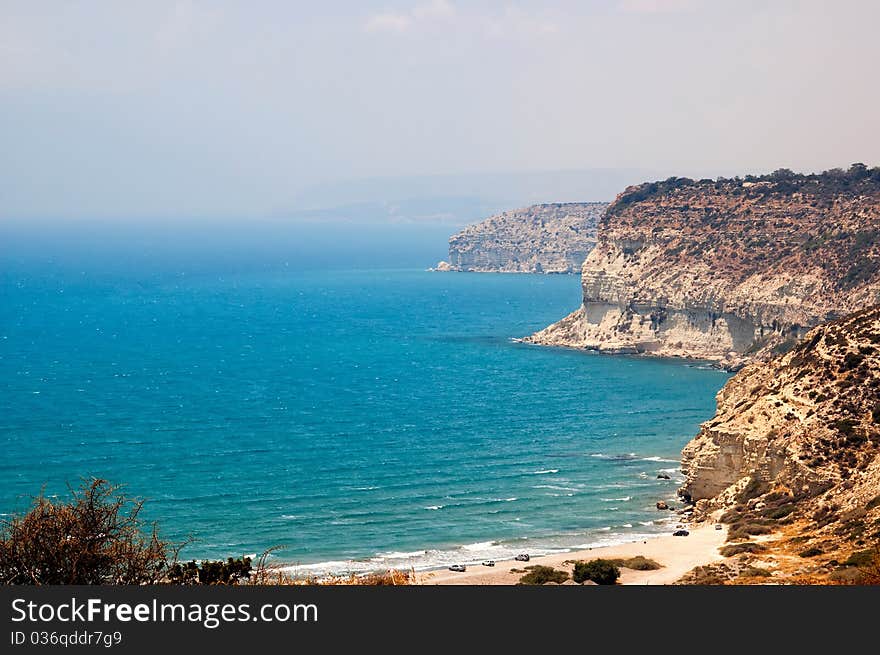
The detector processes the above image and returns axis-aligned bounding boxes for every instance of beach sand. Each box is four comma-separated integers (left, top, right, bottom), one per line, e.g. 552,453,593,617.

419,523,727,585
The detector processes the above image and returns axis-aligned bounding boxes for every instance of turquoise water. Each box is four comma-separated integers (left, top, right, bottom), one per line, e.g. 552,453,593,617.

0,266,728,573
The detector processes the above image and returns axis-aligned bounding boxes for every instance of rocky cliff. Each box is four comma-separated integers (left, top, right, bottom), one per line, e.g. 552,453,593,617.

526,166,880,369
676,307,880,583
439,202,606,274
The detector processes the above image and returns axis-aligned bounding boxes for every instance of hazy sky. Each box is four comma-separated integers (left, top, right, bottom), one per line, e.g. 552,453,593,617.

2,0,879,219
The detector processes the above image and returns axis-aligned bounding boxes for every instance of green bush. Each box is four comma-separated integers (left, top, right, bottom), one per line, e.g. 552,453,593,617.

727,522,773,541
798,546,823,558
719,542,767,557
604,556,662,570
168,556,252,585
739,566,772,578
833,419,857,436
737,476,770,503
761,504,796,520
620,556,661,571
842,549,878,568
828,567,866,584
572,559,620,585
517,565,569,585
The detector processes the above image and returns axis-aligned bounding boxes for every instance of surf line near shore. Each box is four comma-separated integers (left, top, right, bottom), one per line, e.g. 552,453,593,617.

421,523,727,585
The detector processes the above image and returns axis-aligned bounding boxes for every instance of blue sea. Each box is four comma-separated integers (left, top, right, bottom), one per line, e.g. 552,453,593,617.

0,231,729,574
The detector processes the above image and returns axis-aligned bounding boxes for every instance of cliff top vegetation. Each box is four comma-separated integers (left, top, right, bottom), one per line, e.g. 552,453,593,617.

608,163,880,217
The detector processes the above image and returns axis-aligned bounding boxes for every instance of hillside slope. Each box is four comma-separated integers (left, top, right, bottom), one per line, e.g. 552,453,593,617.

677,306,880,583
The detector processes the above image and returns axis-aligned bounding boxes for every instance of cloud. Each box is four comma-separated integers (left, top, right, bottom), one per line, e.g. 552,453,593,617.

484,7,559,39
363,2,558,40
363,12,413,33
363,1,455,34
412,0,456,21
618,0,700,13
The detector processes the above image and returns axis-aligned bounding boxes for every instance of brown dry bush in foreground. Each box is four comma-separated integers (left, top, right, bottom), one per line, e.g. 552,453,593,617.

0,478,179,585
254,568,413,586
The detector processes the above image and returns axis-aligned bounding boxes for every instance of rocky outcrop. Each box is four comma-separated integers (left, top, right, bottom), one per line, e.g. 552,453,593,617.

442,202,606,274
681,305,880,507
526,166,880,369
675,307,880,583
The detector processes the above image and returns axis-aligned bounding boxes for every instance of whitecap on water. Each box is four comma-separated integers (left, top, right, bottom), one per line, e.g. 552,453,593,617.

461,541,498,551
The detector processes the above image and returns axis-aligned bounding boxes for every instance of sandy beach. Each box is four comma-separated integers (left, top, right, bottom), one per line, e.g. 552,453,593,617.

419,523,727,585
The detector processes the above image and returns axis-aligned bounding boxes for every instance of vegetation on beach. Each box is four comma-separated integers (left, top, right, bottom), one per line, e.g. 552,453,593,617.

517,565,569,585
572,559,620,585
607,555,662,571
719,542,767,557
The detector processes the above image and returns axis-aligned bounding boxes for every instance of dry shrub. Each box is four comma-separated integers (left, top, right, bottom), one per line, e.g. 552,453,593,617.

739,566,772,578
0,478,179,585
719,542,767,557
620,556,662,571
603,555,662,571
259,568,413,586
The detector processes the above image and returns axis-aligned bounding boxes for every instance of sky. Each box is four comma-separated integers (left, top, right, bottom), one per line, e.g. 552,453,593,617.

1,0,879,220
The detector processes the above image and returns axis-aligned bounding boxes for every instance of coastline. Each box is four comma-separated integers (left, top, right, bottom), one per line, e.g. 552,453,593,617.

418,523,726,585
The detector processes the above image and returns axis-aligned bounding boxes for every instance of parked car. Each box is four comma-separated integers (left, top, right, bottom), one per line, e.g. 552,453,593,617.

514,554,530,562
481,560,495,567
448,564,466,572
673,529,690,537
715,524,723,530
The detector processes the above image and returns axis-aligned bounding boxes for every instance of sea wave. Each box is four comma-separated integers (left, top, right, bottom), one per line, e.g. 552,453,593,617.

589,452,679,464
279,526,677,577
462,541,497,551
374,550,426,560
589,452,637,460
529,469,559,475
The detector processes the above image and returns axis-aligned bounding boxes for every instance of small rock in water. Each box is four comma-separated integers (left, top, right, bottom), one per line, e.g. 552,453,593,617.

656,501,669,510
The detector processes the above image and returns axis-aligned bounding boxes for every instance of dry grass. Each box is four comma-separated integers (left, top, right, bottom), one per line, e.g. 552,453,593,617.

0,478,181,585
250,566,414,586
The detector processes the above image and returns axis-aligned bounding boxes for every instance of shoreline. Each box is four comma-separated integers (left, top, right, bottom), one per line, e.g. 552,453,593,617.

418,522,727,585
516,338,743,372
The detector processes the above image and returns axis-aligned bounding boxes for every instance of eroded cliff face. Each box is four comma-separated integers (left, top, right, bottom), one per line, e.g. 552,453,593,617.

442,202,606,274
673,307,880,583
526,170,880,369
